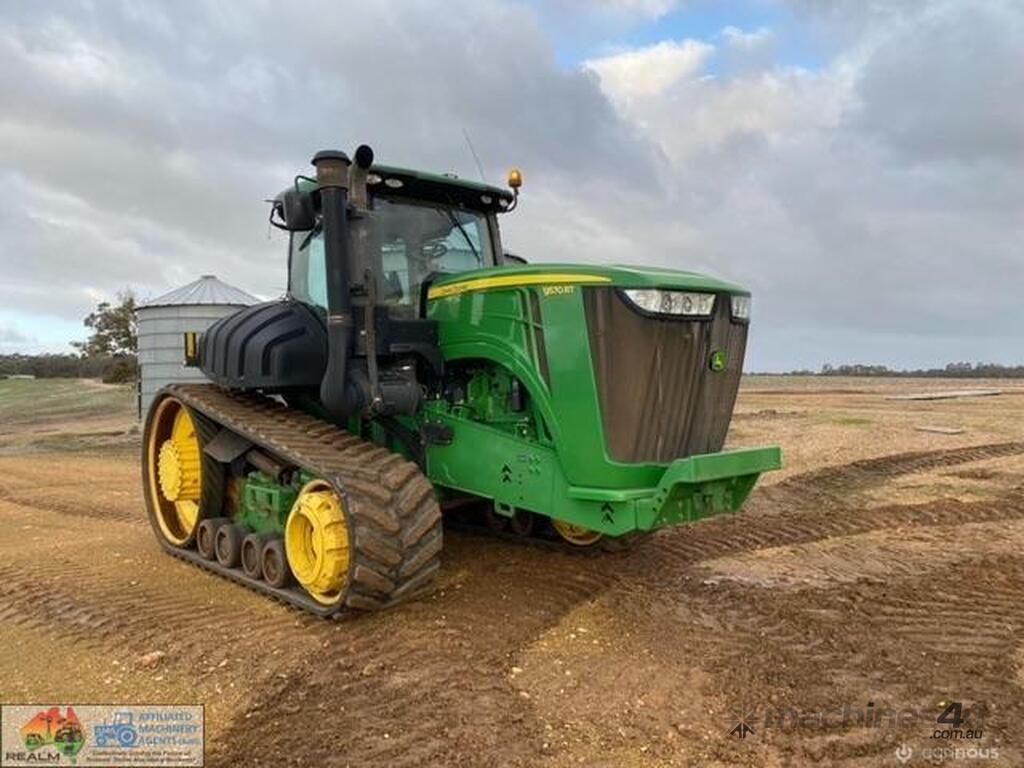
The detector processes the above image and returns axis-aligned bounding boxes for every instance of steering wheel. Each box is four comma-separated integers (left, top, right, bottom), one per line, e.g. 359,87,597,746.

421,241,448,261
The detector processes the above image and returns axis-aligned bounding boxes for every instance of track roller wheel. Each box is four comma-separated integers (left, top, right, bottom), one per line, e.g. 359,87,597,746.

285,480,350,605
261,536,292,589
142,394,224,548
508,509,534,537
552,519,603,547
196,517,228,560
215,523,245,568
241,532,268,579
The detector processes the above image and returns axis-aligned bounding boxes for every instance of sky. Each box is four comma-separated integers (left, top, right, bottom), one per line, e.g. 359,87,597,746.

1,0,1021,371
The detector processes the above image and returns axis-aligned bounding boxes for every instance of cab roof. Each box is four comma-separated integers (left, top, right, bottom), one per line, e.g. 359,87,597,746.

283,165,515,214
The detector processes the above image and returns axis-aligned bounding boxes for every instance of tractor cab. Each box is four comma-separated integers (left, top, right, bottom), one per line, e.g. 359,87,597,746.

276,163,515,319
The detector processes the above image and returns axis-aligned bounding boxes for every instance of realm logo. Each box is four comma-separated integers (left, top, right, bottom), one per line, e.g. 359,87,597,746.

18,706,85,761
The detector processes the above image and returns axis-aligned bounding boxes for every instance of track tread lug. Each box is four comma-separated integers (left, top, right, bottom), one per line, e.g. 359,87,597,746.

354,527,404,568
398,529,443,579
401,504,442,548
352,563,396,596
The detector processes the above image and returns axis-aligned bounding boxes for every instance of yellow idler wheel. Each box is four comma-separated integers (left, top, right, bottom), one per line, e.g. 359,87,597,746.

552,519,604,547
285,480,351,605
145,395,215,547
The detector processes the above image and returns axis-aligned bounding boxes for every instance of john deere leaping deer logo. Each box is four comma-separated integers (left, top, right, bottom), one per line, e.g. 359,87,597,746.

709,350,728,372
20,706,85,761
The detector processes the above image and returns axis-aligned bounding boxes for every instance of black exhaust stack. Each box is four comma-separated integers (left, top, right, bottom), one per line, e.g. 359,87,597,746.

313,145,422,421
312,149,364,419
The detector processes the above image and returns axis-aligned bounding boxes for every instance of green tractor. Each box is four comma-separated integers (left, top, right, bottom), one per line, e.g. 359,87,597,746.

142,144,781,615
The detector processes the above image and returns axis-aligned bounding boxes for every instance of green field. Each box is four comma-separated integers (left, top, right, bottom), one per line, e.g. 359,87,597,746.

0,378,134,429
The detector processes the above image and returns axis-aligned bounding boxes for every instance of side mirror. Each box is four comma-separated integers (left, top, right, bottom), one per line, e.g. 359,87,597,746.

279,188,315,231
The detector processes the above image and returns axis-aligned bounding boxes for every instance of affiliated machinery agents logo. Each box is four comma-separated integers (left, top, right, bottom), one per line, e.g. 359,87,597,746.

92,712,138,749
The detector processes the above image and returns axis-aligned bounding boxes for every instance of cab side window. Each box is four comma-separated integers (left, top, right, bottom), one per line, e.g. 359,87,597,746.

289,232,328,309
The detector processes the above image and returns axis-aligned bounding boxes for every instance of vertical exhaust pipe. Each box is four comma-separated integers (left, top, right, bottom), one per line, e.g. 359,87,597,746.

312,149,361,419
314,144,415,420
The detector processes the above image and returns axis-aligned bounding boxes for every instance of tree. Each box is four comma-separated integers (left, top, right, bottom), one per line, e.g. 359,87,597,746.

72,291,138,358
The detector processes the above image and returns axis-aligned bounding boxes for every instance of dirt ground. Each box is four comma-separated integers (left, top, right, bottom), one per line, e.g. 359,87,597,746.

2,376,1023,767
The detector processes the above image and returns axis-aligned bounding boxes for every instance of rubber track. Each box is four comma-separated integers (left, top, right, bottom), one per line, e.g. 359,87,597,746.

158,384,443,617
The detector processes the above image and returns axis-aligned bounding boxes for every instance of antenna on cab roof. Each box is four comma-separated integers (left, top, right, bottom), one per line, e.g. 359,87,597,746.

462,127,488,184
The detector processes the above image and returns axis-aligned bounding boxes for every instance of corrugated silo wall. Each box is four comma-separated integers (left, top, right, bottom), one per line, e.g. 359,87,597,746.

137,304,244,417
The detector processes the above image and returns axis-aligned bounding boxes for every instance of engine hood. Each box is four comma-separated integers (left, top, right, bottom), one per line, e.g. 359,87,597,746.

427,263,748,301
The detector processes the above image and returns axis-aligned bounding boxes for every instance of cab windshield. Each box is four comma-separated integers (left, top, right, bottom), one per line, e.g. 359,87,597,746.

289,196,494,311
375,196,493,305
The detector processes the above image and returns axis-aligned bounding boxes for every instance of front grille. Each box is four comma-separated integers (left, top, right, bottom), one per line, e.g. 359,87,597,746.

583,288,747,464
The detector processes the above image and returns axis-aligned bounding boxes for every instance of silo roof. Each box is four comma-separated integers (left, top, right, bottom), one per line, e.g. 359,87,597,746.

141,275,259,308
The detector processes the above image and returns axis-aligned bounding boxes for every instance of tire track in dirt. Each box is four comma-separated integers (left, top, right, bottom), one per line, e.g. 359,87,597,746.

604,502,1024,765
216,619,541,768
766,441,1024,511
0,499,284,656
698,518,1024,591
211,533,616,768
860,559,1024,662
780,555,1024,763
0,490,615,768
0,487,142,524
628,495,1024,590
0,553,320,660
0,455,143,524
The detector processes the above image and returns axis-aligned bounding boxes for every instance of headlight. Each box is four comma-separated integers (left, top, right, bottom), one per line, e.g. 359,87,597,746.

730,295,751,322
621,289,715,317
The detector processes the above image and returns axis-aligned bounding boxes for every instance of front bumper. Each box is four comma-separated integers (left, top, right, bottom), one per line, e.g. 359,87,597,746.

426,407,781,536
566,446,783,534
638,446,782,530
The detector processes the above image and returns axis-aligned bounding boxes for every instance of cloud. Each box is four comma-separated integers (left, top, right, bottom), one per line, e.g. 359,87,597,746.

0,324,33,346
573,3,1024,368
552,0,682,21
584,33,845,165
584,39,713,101
719,26,776,75
0,0,1021,370
851,1,1024,164
0,0,654,326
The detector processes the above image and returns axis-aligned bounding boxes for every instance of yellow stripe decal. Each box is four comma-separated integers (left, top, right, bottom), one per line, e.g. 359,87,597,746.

428,273,611,300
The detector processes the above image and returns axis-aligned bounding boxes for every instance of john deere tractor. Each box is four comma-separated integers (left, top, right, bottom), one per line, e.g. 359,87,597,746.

142,144,781,615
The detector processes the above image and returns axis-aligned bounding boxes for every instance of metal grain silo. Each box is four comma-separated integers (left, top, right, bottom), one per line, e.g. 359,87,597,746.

136,275,258,417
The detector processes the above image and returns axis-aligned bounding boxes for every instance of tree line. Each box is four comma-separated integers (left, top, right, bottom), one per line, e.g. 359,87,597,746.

0,353,136,381
769,363,1024,378
2,292,138,383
